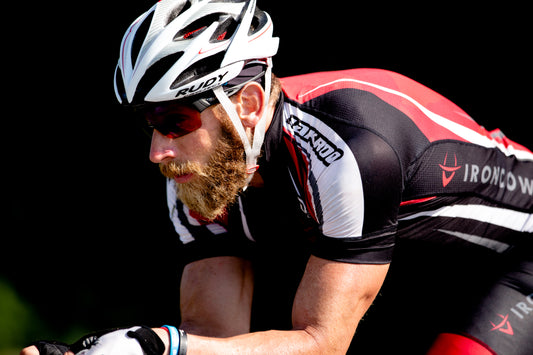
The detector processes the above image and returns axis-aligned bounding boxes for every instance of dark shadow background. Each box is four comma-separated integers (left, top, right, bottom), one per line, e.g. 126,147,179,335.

3,0,531,352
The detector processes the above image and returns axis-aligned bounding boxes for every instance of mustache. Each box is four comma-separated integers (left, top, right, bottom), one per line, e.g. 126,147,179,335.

159,160,207,179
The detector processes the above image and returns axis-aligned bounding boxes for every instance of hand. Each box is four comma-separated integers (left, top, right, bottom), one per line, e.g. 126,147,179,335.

20,342,73,355
20,345,40,355
21,326,164,355
74,327,164,355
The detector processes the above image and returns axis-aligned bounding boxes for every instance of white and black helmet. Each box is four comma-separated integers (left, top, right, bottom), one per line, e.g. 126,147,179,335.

113,0,279,106
114,0,279,184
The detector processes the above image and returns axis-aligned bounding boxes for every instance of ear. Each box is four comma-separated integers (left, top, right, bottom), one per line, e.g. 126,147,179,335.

235,82,265,128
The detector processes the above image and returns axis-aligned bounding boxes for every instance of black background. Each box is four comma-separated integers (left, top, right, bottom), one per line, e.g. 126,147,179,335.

4,0,532,347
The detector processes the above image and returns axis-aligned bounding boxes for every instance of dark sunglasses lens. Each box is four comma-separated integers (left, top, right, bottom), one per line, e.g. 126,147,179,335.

146,105,202,138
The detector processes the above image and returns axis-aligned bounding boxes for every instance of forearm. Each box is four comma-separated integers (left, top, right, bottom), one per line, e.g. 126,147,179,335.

156,328,327,355
169,257,388,355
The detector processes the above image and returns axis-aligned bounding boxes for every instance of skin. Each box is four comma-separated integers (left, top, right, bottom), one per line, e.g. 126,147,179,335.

172,256,389,355
21,82,390,355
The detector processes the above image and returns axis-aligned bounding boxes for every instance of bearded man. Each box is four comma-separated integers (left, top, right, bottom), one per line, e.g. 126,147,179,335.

22,0,533,354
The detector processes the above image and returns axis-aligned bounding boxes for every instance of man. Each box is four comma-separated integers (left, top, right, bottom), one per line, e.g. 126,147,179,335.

23,0,532,354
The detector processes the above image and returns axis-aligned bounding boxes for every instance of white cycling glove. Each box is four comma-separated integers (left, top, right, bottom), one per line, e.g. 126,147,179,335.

77,327,155,355
32,326,166,355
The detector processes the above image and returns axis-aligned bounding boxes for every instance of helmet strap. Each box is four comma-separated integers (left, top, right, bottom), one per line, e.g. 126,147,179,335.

213,61,272,189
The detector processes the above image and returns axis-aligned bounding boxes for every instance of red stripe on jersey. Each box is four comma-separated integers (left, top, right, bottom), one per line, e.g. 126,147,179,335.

487,128,533,154
281,69,479,143
400,196,437,206
282,128,319,224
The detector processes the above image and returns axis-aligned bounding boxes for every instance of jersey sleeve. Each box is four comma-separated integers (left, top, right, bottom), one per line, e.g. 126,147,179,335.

311,127,402,264
166,179,253,265
283,101,402,264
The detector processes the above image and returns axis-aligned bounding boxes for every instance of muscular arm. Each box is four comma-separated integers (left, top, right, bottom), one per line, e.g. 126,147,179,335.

175,255,389,355
179,256,255,337
21,255,387,355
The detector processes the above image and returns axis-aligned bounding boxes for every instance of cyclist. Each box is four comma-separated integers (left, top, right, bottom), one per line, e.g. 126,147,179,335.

22,0,532,354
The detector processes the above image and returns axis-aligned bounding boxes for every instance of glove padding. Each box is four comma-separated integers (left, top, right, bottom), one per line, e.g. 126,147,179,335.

33,341,70,355
32,326,164,355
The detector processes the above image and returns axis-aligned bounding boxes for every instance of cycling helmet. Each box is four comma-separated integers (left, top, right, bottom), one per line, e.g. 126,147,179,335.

114,0,279,184
114,0,278,105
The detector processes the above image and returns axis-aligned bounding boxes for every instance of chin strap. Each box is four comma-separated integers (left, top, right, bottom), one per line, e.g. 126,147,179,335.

213,60,272,189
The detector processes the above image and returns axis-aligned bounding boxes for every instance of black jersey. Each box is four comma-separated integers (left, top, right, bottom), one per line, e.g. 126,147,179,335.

167,68,533,265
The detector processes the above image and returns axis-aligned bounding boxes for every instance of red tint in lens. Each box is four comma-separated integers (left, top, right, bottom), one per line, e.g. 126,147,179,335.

145,103,202,139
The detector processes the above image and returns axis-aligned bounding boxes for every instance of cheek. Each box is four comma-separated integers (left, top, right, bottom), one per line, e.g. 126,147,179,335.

195,110,225,155
178,127,220,164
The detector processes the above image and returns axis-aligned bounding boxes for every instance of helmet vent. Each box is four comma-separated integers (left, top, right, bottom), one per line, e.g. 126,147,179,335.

173,13,221,41
249,7,267,35
133,51,184,104
131,11,154,68
114,66,127,102
166,1,192,26
210,16,238,42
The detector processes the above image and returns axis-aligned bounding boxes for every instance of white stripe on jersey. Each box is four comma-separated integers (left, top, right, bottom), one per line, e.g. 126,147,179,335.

283,103,366,238
167,178,195,244
300,78,533,162
399,204,533,233
436,229,511,253
166,178,227,245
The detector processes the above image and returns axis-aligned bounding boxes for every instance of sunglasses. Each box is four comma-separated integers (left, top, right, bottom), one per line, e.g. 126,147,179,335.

130,63,269,139
143,102,203,139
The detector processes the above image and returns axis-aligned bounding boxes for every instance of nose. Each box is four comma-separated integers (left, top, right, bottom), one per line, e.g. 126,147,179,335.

149,129,178,163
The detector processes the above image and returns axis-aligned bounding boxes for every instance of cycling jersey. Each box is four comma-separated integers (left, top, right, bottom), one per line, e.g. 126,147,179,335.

167,68,533,265
165,68,533,355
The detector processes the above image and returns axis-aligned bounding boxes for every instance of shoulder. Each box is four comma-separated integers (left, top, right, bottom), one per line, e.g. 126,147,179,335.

279,68,402,103
280,97,402,236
